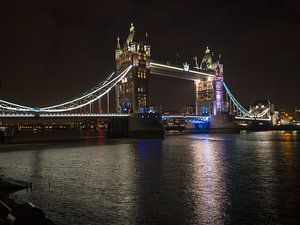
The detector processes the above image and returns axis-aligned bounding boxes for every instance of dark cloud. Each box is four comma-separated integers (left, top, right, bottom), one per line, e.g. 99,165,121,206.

0,0,299,110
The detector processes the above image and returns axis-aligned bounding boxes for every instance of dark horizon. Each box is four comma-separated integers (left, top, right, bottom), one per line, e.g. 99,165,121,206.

0,0,299,111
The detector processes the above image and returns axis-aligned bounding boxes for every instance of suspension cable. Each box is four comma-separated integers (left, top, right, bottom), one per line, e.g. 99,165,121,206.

0,65,132,113
223,82,252,117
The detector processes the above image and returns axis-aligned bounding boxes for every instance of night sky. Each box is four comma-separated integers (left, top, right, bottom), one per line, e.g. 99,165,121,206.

0,0,299,111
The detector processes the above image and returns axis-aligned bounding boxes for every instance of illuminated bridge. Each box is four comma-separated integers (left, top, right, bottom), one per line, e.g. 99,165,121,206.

0,23,272,131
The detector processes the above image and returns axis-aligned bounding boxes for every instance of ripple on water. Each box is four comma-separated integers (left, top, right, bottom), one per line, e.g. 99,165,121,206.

0,131,299,225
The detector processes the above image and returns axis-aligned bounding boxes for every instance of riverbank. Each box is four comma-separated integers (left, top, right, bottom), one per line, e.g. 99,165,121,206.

0,177,55,225
0,176,27,196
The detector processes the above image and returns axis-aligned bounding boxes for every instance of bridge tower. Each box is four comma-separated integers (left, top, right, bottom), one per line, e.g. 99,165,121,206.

115,23,151,113
195,47,224,116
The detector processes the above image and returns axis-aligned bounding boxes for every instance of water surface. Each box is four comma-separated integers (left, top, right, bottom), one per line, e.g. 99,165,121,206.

0,131,299,225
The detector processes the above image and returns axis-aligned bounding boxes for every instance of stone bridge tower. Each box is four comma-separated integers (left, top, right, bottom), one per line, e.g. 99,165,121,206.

195,47,225,116
115,23,151,113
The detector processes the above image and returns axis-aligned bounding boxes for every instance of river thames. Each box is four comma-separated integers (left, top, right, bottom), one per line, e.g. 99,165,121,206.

0,131,300,225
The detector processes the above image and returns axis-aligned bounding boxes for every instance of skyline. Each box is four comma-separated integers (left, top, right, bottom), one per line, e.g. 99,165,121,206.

0,0,299,111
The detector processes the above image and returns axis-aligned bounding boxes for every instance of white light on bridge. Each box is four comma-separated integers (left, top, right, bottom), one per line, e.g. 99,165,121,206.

150,62,215,79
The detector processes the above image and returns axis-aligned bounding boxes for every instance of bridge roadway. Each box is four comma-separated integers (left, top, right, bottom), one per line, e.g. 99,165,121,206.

0,113,128,126
234,116,272,122
150,60,215,81
0,113,128,118
0,112,271,123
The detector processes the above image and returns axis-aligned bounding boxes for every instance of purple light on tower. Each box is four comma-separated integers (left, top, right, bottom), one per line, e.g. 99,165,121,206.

213,63,224,115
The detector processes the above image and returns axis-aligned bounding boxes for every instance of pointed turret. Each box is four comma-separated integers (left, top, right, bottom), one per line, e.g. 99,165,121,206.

126,23,135,45
116,36,121,50
200,46,213,70
115,23,151,113
145,32,148,45
193,56,200,69
217,54,222,63
115,36,122,62
139,40,145,53
144,32,151,57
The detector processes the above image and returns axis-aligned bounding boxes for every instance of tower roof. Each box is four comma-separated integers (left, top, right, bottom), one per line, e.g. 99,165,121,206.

145,32,149,45
200,47,213,70
116,36,121,50
126,23,136,45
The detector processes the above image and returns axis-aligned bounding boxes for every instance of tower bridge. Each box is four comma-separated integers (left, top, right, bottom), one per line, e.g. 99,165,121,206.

0,23,273,138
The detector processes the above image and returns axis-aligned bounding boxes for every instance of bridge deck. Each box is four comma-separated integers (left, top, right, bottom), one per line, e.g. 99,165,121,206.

0,113,128,118
150,60,215,81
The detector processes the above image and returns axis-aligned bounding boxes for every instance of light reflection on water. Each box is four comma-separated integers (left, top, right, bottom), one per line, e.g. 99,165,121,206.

191,138,228,224
0,131,300,225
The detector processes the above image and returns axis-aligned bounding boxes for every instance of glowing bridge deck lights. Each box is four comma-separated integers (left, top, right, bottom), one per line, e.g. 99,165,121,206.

0,62,272,122
150,62,215,81
0,65,132,113
0,113,129,118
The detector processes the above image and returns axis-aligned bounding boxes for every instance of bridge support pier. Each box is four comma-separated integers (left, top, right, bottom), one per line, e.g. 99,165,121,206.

128,113,163,138
210,114,238,129
106,117,128,138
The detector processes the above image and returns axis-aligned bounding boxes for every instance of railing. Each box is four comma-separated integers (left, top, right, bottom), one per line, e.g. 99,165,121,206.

39,113,129,117
150,60,215,79
0,113,129,118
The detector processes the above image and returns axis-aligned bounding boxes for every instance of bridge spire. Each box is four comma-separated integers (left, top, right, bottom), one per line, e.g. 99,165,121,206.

126,22,135,45
205,46,210,54
130,23,135,32
116,36,121,50
193,56,200,69
200,46,213,70
145,32,148,44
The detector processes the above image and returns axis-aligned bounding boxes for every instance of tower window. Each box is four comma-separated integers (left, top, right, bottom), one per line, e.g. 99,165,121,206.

138,87,145,92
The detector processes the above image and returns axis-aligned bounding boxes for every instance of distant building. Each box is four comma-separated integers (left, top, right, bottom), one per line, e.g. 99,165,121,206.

253,100,271,112
179,105,196,115
294,108,300,125
276,111,293,125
